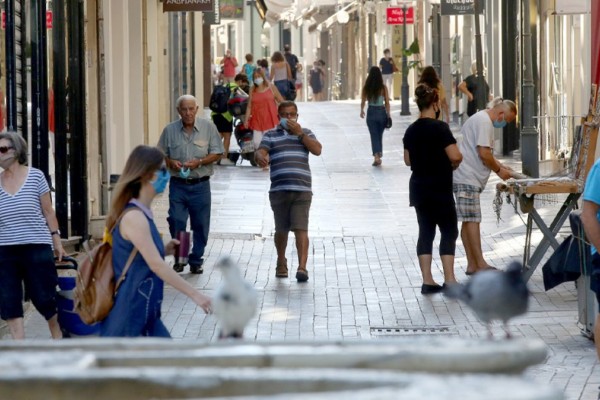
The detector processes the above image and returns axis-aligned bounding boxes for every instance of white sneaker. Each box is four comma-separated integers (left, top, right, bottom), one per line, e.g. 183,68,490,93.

220,158,235,166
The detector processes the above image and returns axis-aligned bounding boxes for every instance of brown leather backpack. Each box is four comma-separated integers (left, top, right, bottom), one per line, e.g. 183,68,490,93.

73,210,138,325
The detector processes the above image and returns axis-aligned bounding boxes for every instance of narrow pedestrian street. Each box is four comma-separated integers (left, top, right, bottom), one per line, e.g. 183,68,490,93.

23,100,599,400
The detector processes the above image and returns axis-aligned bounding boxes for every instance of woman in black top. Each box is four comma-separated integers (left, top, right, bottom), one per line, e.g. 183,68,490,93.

403,84,462,295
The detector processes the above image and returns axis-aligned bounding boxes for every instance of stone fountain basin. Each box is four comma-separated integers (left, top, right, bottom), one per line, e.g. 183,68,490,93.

0,337,548,373
0,338,561,399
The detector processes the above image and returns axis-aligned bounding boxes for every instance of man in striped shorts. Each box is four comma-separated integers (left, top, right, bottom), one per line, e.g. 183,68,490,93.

453,98,517,275
255,101,323,282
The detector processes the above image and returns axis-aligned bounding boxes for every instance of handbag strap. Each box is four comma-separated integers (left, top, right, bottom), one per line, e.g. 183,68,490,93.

112,205,141,294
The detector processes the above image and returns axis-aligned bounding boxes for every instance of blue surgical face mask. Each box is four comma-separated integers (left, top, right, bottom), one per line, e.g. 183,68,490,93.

179,167,191,178
280,118,288,129
493,116,507,129
151,168,170,194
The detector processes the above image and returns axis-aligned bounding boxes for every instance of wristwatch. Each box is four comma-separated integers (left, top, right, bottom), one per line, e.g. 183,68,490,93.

50,230,61,236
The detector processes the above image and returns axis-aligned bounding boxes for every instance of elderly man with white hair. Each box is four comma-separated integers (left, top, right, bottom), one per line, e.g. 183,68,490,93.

158,94,224,274
453,97,517,275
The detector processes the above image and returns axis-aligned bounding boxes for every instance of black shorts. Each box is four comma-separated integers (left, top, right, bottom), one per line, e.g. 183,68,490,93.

0,244,58,320
212,113,233,134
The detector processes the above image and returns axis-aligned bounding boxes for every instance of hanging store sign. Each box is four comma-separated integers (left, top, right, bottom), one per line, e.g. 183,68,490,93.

163,0,215,13
440,0,484,16
46,11,53,29
204,0,221,24
221,0,244,19
386,7,414,25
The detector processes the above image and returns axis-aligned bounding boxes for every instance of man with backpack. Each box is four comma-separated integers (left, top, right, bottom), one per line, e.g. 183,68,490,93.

210,74,249,165
283,45,299,82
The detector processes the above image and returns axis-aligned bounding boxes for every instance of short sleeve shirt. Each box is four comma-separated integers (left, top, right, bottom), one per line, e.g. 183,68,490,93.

403,118,457,206
258,126,316,193
453,110,494,189
0,167,53,246
583,159,600,253
158,118,224,179
379,57,394,75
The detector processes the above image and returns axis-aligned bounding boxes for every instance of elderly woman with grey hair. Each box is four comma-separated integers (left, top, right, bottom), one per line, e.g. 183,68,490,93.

0,131,66,339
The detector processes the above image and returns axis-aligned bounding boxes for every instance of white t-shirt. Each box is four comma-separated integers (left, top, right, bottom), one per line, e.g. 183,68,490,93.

453,110,494,189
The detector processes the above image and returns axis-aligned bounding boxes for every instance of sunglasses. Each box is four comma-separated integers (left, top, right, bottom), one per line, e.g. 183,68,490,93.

0,146,14,154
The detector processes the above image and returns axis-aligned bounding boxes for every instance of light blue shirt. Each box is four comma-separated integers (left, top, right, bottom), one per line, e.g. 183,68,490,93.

583,158,600,254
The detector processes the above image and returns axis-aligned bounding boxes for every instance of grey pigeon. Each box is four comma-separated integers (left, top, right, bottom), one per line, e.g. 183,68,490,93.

213,257,258,339
444,261,529,338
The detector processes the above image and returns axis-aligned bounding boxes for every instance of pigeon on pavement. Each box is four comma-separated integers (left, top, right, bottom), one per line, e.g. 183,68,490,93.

444,261,529,338
213,257,258,339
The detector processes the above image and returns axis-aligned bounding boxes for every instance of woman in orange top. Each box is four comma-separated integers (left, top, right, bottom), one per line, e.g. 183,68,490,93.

244,68,284,151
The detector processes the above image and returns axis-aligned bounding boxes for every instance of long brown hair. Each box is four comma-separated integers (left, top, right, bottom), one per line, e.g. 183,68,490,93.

362,66,385,102
105,145,165,231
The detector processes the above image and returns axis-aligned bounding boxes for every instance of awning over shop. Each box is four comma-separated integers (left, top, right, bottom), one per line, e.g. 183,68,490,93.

255,0,295,22
311,0,357,32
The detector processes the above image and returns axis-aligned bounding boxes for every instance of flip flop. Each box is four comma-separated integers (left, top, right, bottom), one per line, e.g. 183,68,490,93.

465,269,477,276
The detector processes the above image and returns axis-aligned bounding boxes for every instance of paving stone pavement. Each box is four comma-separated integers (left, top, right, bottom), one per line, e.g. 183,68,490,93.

20,101,598,399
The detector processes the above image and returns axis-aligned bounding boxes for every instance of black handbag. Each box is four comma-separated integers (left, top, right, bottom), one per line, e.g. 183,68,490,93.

286,80,297,101
385,116,392,129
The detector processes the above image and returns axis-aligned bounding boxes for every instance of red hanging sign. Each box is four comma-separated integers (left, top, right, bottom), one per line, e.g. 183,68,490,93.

46,10,53,29
386,7,414,25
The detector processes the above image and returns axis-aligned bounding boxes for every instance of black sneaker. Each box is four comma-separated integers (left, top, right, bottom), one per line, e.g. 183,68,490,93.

190,260,204,274
173,263,185,273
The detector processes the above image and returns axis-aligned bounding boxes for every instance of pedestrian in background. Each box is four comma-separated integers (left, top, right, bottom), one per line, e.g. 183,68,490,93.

257,59,270,80
418,66,450,123
244,68,284,155
255,101,322,282
453,98,516,275
242,53,255,85
270,51,292,100
158,95,224,274
211,78,239,166
220,49,238,84
309,61,325,102
283,44,299,82
403,85,462,294
458,61,491,117
580,157,600,361
0,131,66,339
379,49,397,99
100,145,212,337
295,63,305,102
360,66,390,167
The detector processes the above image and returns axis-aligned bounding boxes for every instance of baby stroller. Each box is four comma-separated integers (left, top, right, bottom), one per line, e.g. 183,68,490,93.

227,94,257,166
55,256,100,337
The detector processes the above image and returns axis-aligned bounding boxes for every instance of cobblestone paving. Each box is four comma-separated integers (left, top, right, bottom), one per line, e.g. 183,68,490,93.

20,101,598,399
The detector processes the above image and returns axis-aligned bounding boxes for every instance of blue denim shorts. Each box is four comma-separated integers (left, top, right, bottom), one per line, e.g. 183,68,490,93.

0,244,58,320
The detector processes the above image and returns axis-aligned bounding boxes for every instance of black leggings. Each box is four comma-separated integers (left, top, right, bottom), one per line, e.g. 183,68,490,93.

414,202,458,256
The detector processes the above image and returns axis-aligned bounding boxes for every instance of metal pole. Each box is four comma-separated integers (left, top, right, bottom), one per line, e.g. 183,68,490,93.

5,0,17,131
31,0,50,182
67,0,88,239
502,0,518,155
431,4,441,74
400,3,410,116
520,0,539,177
53,0,69,236
473,0,486,111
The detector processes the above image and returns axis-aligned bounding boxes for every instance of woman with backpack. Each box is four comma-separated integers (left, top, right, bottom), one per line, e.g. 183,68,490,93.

243,68,284,157
100,145,212,337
